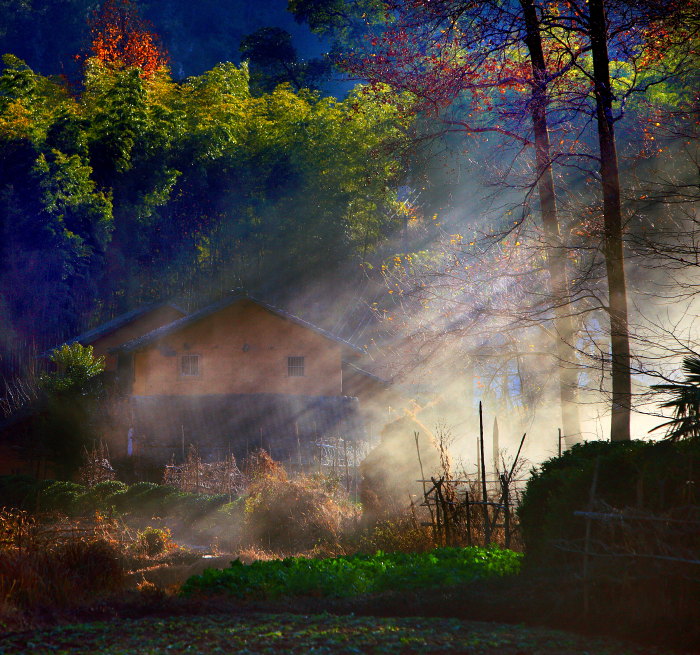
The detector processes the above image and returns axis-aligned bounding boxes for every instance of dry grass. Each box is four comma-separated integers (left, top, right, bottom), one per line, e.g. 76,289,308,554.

0,509,127,627
243,472,360,553
0,508,204,630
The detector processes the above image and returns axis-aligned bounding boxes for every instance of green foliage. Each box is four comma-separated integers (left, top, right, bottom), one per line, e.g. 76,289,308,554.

289,0,384,44
651,355,700,439
181,546,522,599
138,526,173,556
518,438,700,562
75,480,127,513
36,343,105,478
240,27,330,94
1,52,410,354
40,343,105,395
35,480,85,513
0,476,230,524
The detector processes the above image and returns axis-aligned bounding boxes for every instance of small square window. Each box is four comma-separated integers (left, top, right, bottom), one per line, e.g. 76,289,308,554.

180,354,200,377
288,356,305,377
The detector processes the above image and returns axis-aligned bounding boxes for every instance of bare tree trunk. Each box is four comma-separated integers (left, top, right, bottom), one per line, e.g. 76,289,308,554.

521,0,582,442
588,0,632,441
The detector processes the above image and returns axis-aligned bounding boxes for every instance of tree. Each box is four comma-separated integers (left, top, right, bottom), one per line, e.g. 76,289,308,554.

40,343,105,395
0,18,411,378
295,0,697,441
39,343,105,478
88,0,168,77
0,56,113,356
297,0,587,439
651,356,700,440
240,27,331,94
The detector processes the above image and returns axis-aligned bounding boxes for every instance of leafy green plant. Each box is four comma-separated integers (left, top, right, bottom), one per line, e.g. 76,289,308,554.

39,343,105,395
37,343,106,478
138,526,173,556
651,355,700,440
181,546,522,599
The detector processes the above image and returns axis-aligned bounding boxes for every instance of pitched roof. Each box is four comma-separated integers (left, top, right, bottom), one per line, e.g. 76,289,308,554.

111,293,364,355
52,302,186,352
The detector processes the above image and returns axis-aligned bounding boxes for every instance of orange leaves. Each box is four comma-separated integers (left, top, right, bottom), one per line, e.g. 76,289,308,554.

89,0,168,77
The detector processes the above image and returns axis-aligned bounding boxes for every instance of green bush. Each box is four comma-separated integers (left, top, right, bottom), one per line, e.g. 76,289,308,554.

518,438,700,562
36,480,84,513
138,526,173,556
75,480,127,513
0,476,232,525
181,546,522,599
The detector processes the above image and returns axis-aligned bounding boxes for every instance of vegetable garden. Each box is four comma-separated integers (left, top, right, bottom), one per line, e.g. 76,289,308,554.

181,547,522,599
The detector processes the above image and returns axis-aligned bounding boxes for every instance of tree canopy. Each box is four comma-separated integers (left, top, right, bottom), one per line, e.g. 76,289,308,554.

0,45,411,368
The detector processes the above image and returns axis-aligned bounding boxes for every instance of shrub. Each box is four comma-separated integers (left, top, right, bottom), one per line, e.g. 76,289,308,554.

355,515,435,554
244,474,358,552
38,344,105,479
138,526,173,556
75,480,127,513
54,538,125,594
36,480,84,513
518,438,700,649
0,509,126,612
0,475,38,510
0,477,232,529
518,438,700,562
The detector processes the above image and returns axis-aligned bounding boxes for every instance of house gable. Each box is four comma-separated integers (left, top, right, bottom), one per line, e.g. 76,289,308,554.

121,298,350,397
58,303,186,372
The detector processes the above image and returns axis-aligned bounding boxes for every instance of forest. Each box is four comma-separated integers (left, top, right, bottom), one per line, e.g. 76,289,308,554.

1,0,698,447
0,1,699,653
0,0,412,370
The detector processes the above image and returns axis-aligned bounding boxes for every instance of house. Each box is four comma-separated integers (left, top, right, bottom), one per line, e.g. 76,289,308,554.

108,292,376,466
113,294,362,397
2,293,397,478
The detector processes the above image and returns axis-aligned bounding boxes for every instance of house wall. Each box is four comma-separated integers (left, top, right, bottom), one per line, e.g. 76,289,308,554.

132,300,343,396
91,305,185,371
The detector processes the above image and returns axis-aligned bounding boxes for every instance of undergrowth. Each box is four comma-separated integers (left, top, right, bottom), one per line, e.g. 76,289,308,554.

181,546,522,599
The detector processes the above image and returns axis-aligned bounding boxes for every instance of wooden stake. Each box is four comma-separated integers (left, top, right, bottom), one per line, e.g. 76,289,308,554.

296,422,302,473
479,401,490,546
558,428,562,457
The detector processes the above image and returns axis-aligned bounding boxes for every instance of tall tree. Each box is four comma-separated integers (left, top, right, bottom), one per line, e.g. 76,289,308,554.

587,0,631,441
296,0,585,439
295,0,697,441
239,27,330,93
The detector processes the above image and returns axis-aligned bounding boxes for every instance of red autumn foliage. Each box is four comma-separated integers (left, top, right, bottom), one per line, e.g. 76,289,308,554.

88,0,168,76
